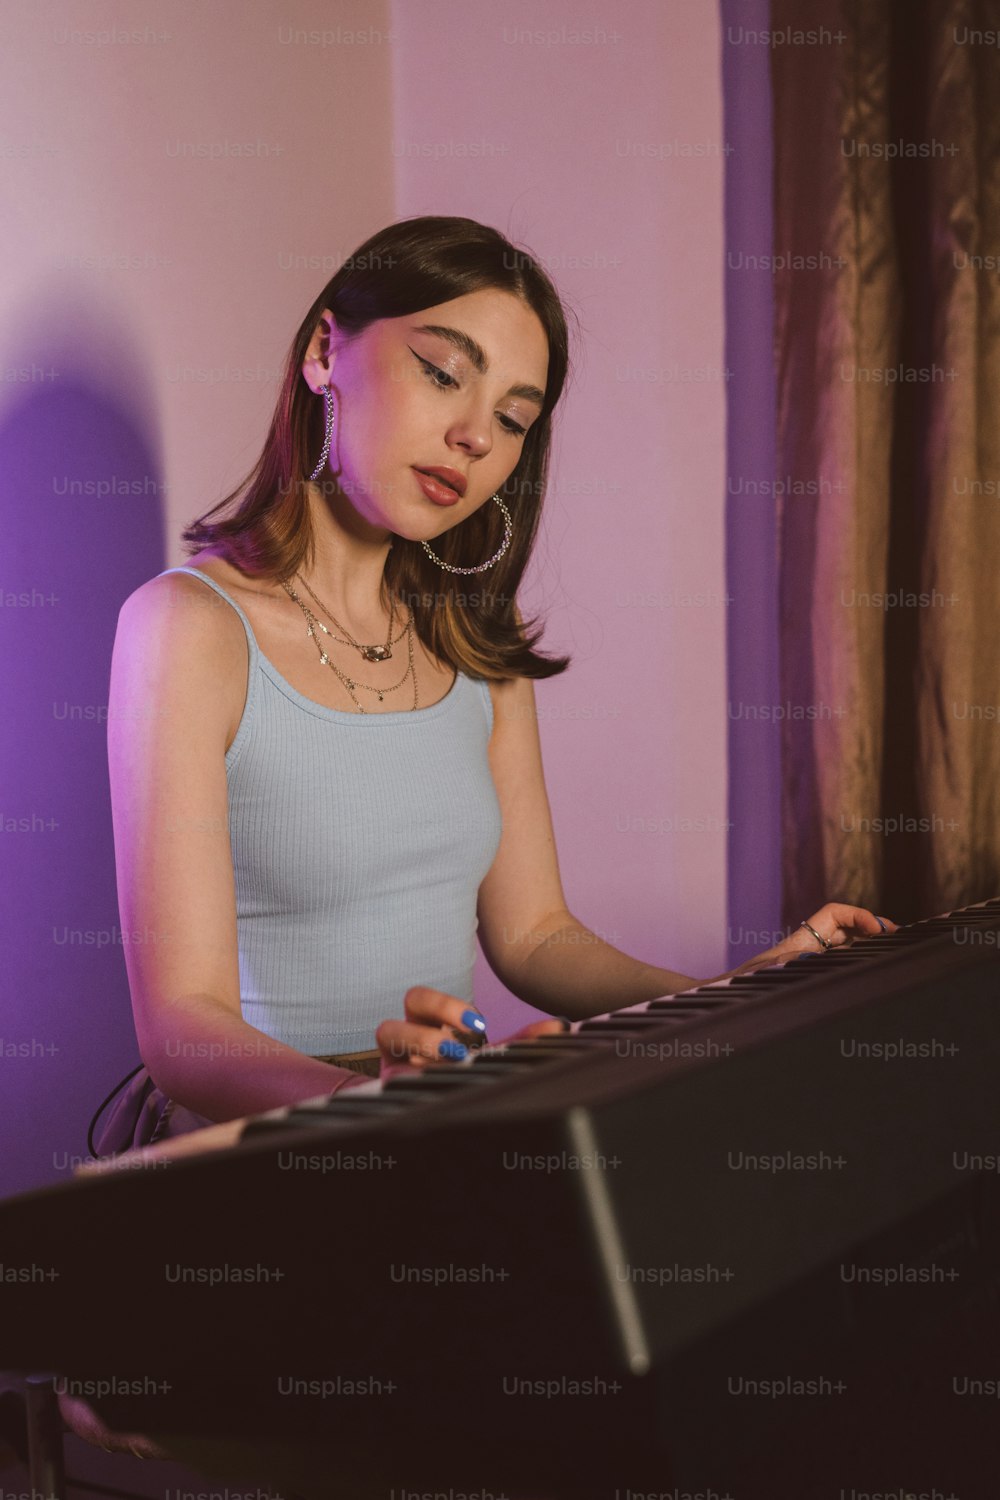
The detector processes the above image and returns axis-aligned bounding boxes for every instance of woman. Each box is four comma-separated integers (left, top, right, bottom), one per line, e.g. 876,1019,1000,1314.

73,216,895,1463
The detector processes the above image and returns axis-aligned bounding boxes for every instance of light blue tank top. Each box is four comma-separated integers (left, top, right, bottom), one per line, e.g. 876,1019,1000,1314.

161,566,503,1055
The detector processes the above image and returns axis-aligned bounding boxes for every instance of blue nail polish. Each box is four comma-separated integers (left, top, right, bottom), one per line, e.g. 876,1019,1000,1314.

438,1039,467,1061
461,1008,487,1034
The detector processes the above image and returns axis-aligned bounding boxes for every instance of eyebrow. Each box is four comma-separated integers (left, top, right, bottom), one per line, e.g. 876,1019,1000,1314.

410,323,546,409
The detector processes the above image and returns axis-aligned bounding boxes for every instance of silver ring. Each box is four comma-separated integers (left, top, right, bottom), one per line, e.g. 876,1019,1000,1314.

127,1440,149,1459
875,915,888,932
799,919,832,950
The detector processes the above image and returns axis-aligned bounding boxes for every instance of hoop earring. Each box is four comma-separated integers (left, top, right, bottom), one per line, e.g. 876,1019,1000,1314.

309,383,335,481
420,495,513,574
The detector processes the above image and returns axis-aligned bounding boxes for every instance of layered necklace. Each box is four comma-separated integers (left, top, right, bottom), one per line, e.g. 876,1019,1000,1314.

279,572,419,713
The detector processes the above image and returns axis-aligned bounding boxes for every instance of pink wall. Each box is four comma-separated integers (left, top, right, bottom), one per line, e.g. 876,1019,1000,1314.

0,0,395,553
0,0,728,1207
390,0,729,1030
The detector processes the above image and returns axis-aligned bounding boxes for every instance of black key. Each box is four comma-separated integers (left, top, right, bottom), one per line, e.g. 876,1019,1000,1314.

383,1065,510,1091
643,1000,740,1013
645,996,739,1008
240,1097,418,1136
461,1045,572,1068
493,1036,608,1054
578,1014,691,1033
727,970,814,986
292,1095,420,1116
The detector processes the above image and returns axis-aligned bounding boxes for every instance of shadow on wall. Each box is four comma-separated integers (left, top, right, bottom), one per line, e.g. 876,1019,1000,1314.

0,278,164,1200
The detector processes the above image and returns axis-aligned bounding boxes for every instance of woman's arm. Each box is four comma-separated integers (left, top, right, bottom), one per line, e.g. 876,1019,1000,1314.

476,674,867,1019
109,574,364,1121
499,910,702,1016
476,678,899,1014
476,674,706,1019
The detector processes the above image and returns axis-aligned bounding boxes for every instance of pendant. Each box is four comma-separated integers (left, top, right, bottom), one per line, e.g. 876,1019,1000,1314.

361,645,391,662
377,693,384,702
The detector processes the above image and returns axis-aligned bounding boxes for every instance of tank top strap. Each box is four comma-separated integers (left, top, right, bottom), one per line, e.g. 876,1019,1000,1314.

159,566,261,662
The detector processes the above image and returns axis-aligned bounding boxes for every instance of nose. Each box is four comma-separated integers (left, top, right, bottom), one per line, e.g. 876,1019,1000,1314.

446,409,493,458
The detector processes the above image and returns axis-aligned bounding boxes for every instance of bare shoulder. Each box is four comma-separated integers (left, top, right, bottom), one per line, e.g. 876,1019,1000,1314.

121,556,245,654
116,554,248,751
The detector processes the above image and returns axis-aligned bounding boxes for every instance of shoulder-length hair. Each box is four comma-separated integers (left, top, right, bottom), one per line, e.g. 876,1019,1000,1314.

181,215,575,681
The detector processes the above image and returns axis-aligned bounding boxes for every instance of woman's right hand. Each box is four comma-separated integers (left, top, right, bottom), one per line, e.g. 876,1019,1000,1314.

375,986,568,1081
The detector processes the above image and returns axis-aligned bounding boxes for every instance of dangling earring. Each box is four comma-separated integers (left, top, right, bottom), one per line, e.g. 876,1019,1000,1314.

420,495,514,574
309,383,335,481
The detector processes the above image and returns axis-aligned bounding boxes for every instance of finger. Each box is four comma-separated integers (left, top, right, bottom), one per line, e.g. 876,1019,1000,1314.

402,988,490,1046
402,985,467,1026
806,905,895,943
439,1000,490,1046
844,906,899,936
376,1018,470,1066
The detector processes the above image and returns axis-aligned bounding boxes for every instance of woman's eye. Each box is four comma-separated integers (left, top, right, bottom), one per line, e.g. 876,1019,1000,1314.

411,349,527,437
413,352,457,389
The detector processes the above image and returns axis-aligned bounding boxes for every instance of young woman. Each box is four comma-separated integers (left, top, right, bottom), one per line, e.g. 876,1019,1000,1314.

75,215,894,1461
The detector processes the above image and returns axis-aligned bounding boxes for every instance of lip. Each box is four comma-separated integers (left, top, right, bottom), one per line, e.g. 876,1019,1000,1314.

413,466,467,499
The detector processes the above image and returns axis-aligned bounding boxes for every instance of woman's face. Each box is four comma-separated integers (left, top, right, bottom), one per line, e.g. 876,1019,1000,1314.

302,286,550,541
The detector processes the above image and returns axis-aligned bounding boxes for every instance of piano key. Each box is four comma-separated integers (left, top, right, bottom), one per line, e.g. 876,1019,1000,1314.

647,995,741,1006
469,1043,582,1067
383,1067,513,1092
577,1013,704,1034
642,999,742,1013
241,1097,423,1135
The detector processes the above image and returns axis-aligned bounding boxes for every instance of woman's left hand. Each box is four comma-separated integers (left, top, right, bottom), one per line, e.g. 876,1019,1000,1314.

739,903,900,974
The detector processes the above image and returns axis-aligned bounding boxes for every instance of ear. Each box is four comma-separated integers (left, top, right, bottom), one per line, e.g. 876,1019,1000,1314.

301,306,337,393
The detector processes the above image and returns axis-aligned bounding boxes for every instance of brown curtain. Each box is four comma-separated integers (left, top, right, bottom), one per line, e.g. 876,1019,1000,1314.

771,0,1000,924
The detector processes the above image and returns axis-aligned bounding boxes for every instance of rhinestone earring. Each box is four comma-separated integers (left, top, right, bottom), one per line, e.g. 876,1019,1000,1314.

420,494,514,573
309,383,335,481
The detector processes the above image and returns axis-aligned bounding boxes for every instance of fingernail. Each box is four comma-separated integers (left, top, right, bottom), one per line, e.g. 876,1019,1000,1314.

437,1039,467,1061
461,1008,488,1035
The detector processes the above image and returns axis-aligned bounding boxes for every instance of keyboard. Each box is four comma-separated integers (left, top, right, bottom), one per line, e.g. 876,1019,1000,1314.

3,897,1000,1499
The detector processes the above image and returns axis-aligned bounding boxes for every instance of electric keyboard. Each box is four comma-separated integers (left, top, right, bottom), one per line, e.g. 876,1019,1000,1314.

3,898,1000,1500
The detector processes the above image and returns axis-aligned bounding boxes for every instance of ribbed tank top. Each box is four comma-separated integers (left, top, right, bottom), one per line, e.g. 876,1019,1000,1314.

161,566,503,1055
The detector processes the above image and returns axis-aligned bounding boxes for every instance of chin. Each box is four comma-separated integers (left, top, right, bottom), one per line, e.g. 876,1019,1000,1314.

393,511,461,543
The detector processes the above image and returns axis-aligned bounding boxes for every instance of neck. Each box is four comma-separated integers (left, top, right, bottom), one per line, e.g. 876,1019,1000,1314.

296,485,396,631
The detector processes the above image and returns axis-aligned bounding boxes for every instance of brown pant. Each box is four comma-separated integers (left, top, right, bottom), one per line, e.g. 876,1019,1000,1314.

310,1049,381,1078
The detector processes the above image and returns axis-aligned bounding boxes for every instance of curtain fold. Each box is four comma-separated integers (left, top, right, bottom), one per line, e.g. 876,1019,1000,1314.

771,0,1000,923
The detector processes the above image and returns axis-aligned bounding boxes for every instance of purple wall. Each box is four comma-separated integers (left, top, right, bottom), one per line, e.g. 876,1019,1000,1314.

0,0,395,1203
0,312,165,1201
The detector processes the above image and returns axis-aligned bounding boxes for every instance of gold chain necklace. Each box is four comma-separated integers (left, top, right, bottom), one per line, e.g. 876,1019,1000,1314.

280,580,419,713
294,572,407,662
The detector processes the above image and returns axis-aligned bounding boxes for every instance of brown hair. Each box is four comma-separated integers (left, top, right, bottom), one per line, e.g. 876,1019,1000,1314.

180,215,576,680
